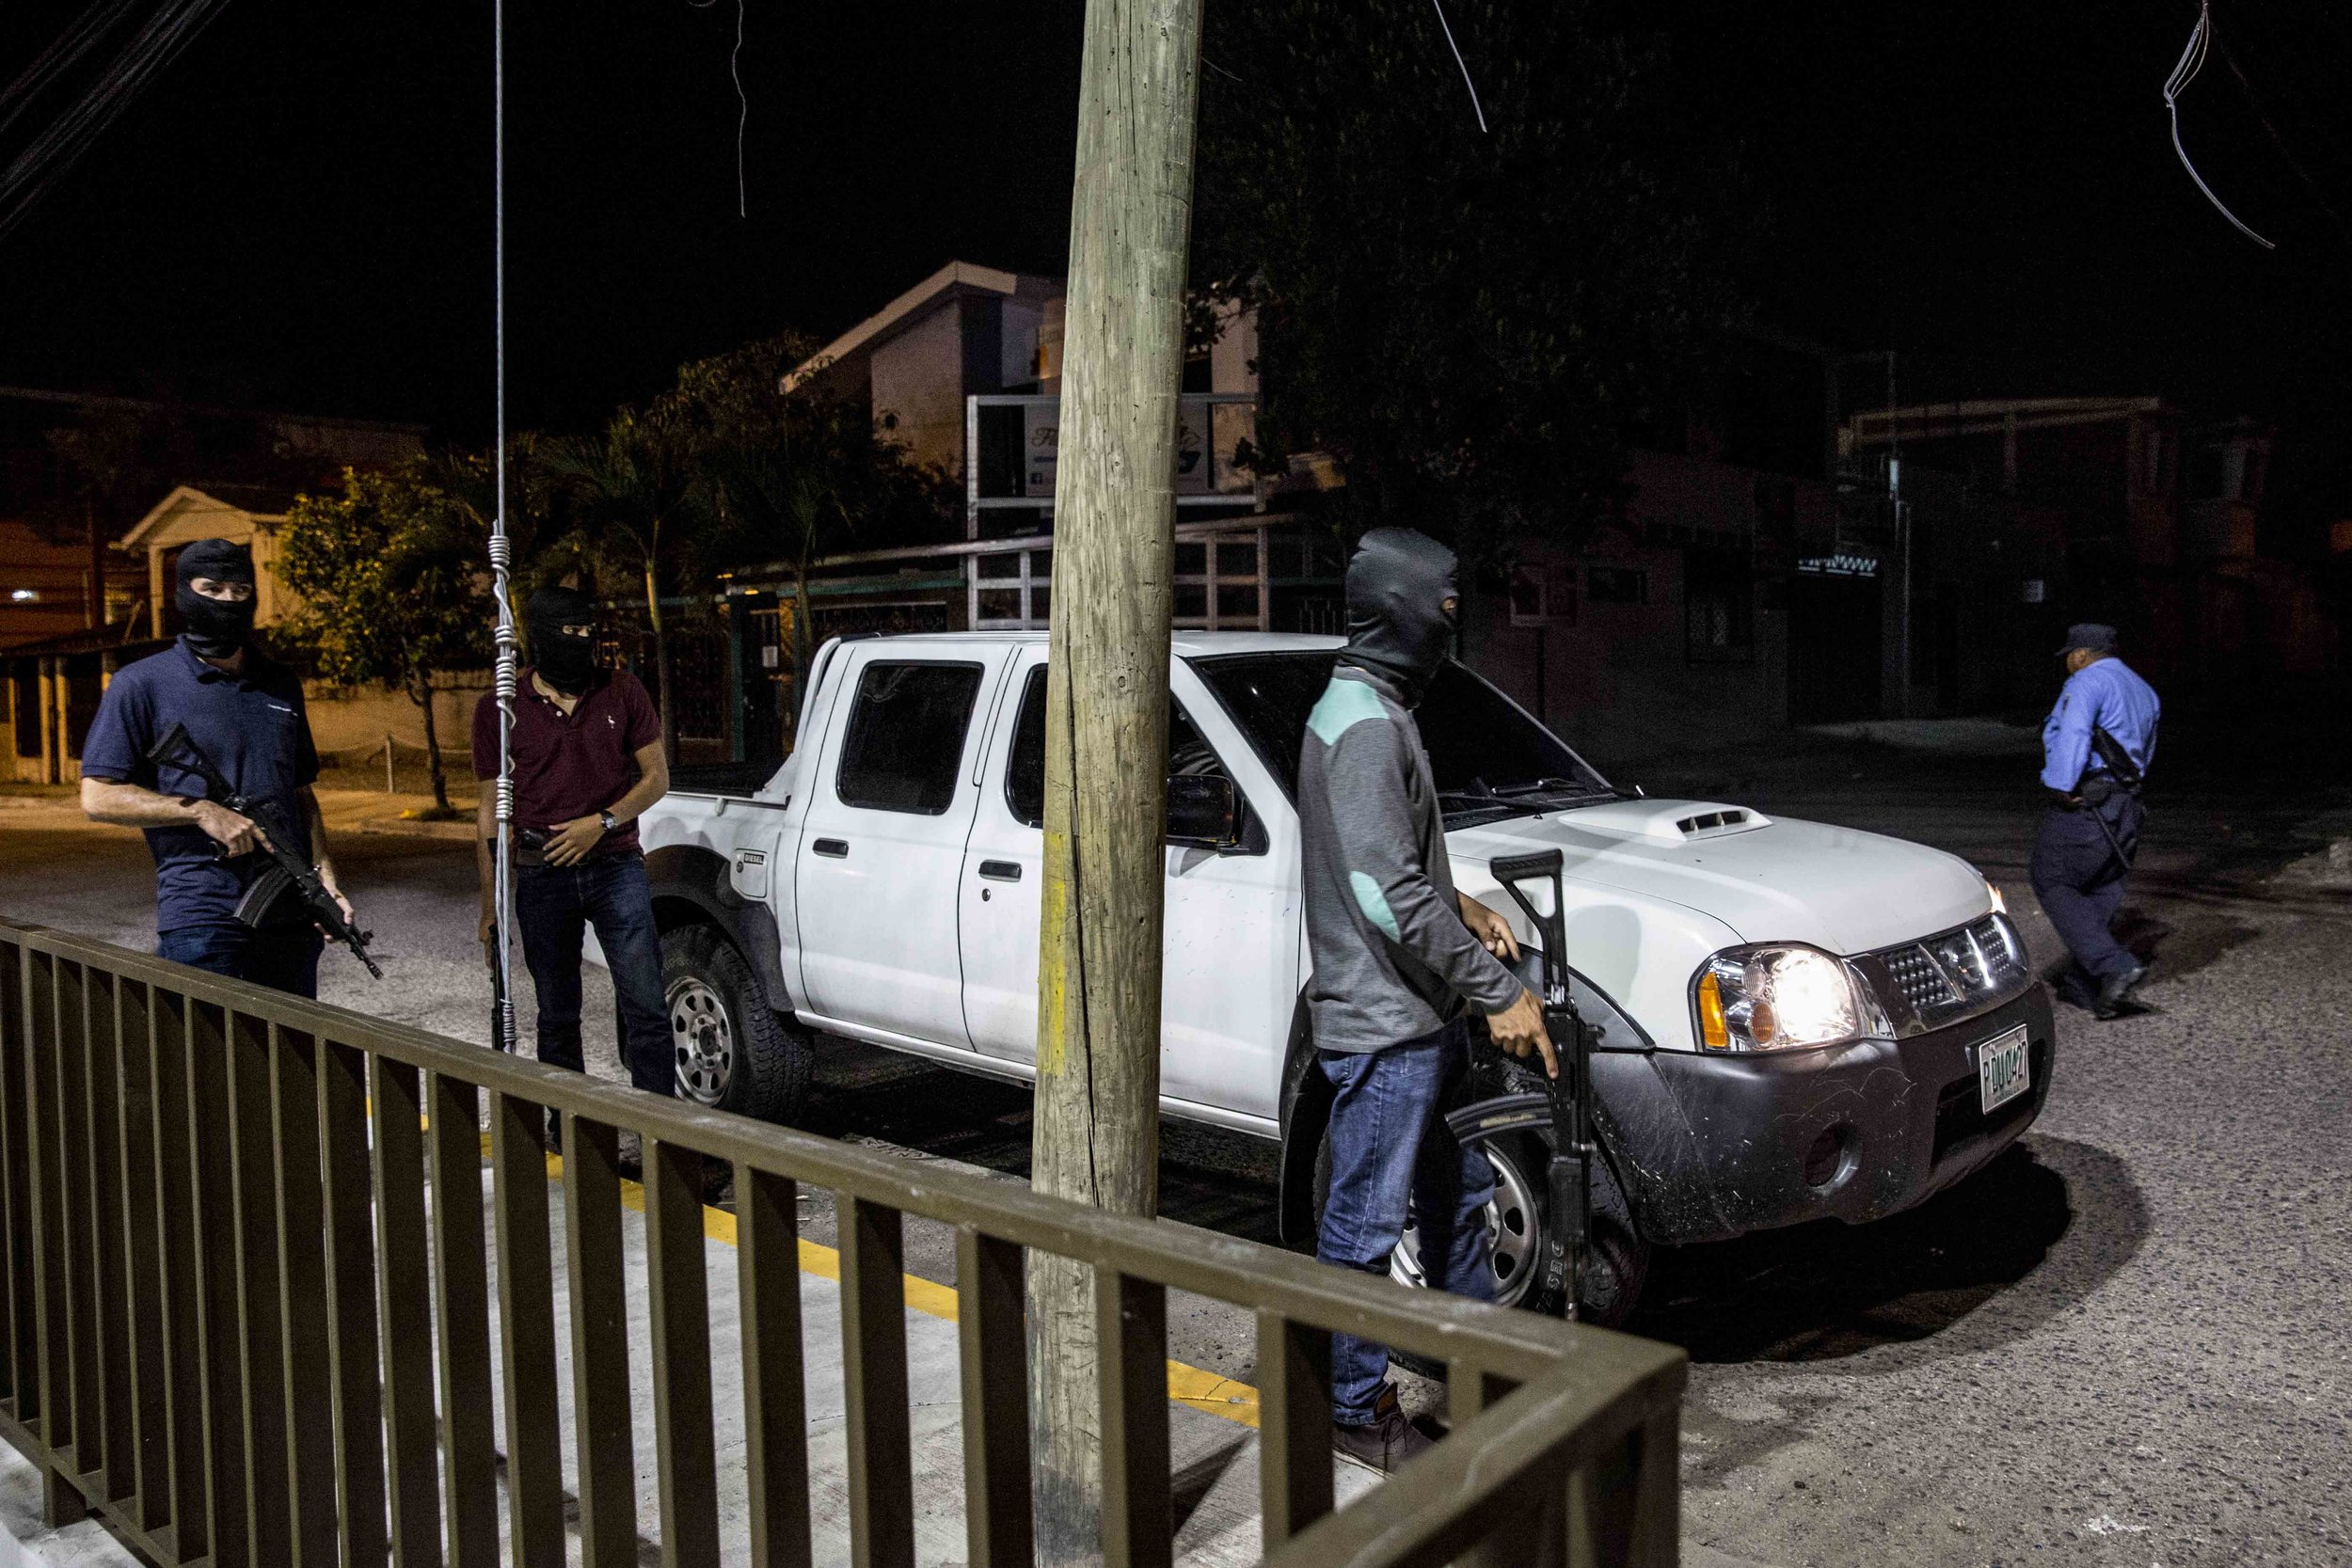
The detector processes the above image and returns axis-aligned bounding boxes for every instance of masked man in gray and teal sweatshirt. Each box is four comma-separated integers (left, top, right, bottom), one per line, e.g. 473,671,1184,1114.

1300,527,1555,1473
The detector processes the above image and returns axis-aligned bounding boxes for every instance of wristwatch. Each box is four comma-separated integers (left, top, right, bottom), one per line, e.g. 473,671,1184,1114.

598,810,617,835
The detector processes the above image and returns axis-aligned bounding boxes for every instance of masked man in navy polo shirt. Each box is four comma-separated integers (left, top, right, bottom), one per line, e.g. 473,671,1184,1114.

473,586,674,1100
78,537,353,997
2032,623,2161,1019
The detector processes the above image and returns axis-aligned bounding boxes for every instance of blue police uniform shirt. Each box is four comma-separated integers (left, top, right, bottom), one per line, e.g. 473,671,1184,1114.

2040,656,2160,793
79,638,321,931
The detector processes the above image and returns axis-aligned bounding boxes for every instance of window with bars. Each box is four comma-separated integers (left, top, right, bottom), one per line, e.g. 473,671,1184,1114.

970,547,1053,628
1174,531,1267,630
970,529,1279,631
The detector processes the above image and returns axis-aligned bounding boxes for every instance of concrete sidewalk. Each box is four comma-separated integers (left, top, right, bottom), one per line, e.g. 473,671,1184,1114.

0,1138,1374,1568
0,1132,1769,1567
494,1146,1374,1565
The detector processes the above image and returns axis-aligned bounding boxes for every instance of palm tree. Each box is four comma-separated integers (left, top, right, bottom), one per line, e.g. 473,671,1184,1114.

544,406,705,757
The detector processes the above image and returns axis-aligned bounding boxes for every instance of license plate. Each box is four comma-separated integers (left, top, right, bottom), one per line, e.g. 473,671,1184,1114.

1976,1023,2029,1115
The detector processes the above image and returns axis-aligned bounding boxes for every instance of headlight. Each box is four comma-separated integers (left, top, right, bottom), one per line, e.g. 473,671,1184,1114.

1691,943,1892,1053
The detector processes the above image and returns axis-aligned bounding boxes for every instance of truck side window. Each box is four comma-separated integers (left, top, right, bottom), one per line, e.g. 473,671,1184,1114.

1003,666,1234,832
834,660,985,815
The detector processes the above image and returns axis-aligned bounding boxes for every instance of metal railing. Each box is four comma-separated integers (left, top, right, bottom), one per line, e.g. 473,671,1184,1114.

0,918,1686,1568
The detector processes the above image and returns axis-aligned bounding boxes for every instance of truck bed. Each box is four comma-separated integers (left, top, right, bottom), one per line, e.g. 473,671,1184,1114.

666,762,781,798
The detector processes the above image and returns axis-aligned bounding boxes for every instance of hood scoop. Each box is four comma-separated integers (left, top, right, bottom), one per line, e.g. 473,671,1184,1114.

1563,800,1772,844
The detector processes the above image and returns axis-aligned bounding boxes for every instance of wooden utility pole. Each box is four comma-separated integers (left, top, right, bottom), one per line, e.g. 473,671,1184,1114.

1028,0,1203,1560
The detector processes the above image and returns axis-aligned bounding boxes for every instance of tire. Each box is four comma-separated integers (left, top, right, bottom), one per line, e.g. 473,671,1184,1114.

1447,1134,1650,1329
1315,1127,1651,1335
658,925,811,1123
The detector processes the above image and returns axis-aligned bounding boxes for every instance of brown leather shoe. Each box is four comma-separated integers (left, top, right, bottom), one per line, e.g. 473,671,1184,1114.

1332,1386,1437,1474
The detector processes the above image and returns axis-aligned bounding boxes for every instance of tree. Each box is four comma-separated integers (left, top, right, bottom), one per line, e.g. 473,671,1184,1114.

543,405,705,757
1194,0,1734,560
275,464,494,812
689,359,954,734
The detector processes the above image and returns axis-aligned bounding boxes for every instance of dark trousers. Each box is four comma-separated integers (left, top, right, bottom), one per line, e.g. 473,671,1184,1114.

2030,793,2145,991
515,853,673,1096
1314,1018,1492,1424
159,920,324,999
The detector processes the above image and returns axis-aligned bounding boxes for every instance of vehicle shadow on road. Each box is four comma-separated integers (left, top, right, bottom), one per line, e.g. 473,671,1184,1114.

1625,1134,2145,1366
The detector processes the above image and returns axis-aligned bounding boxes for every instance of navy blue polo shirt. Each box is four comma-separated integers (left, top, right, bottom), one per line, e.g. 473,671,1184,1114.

80,639,321,930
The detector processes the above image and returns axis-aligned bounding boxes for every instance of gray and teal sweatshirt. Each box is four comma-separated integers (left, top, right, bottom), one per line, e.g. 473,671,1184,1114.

1298,662,1524,1053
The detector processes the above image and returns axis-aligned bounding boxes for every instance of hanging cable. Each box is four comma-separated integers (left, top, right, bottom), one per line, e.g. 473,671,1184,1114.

1429,0,1486,134
685,0,750,217
489,0,519,1052
2163,0,2276,249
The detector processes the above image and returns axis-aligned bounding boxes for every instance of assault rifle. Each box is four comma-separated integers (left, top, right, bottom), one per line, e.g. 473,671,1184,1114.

2088,723,2143,793
145,722,384,978
1445,848,1599,1319
2074,724,2144,875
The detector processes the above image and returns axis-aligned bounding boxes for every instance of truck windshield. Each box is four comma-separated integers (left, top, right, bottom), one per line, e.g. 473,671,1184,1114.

1189,652,1615,828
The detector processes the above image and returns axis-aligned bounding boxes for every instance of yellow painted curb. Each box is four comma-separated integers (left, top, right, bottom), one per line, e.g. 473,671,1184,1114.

497,1134,1261,1429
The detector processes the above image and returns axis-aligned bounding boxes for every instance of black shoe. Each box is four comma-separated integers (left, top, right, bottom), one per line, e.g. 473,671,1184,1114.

1332,1386,1435,1474
2093,962,2147,1020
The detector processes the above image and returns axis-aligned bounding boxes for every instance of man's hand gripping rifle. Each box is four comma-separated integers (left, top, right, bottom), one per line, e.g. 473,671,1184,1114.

145,721,384,978
1445,849,1598,1317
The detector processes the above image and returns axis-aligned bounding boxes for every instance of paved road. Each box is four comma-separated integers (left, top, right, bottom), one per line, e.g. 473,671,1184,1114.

3,740,2345,1567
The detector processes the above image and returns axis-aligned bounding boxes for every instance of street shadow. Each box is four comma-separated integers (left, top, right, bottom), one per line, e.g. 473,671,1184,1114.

1624,1133,2145,1366
2111,904,2258,982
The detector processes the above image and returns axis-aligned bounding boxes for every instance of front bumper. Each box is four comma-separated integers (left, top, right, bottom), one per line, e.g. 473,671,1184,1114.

1595,984,2056,1246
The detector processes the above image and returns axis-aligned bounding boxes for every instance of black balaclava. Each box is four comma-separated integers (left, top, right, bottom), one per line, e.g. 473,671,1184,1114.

175,538,258,659
1337,527,1459,705
526,586,598,696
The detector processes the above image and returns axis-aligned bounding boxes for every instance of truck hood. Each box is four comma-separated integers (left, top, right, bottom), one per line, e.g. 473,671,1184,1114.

1448,799,1992,955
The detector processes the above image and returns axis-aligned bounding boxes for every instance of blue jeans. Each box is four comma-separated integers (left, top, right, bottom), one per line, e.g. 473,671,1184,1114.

158,921,323,999
1316,1019,1492,1425
2030,793,2144,990
515,854,673,1096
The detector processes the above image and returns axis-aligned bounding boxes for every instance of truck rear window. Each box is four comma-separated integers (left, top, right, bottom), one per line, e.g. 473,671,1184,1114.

834,660,984,815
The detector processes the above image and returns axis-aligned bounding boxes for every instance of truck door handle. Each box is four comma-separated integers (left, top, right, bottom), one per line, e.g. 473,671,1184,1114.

978,860,1022,882
813,838,849,858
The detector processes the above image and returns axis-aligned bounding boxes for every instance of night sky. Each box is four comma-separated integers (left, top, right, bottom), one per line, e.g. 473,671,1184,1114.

3,1,2345,514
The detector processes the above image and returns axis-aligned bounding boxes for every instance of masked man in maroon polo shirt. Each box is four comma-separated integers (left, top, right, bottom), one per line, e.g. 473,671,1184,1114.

472,586,675,1100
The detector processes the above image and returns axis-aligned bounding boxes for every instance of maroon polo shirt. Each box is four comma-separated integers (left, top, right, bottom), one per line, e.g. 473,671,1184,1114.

471,668,661,857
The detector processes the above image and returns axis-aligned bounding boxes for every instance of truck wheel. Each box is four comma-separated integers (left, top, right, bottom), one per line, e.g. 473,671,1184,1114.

1331,1132,1649,1331
659,926,811,1123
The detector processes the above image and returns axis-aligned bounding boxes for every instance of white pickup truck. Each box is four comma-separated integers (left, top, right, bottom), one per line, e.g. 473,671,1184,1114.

640,631,2053,1323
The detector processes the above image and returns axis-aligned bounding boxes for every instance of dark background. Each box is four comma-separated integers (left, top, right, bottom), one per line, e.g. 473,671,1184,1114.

2,1,2345,519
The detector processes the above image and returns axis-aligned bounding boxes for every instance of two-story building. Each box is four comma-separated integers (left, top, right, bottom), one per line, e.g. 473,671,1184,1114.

714,261,1861,768
1843,397,2329,698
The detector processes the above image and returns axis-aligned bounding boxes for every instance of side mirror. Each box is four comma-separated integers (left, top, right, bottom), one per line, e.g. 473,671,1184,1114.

1165,774,1241,850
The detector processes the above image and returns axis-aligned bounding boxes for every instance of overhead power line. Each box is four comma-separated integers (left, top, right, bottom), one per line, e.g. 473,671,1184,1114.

2162,0,2277,249
0,0,235,244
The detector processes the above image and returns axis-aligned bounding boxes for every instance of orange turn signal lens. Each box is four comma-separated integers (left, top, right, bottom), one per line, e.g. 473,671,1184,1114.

1697,971,1730,1050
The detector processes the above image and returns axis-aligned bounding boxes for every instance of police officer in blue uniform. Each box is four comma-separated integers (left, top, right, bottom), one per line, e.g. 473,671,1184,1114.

2031,623,2160,1019
78,537,352,998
